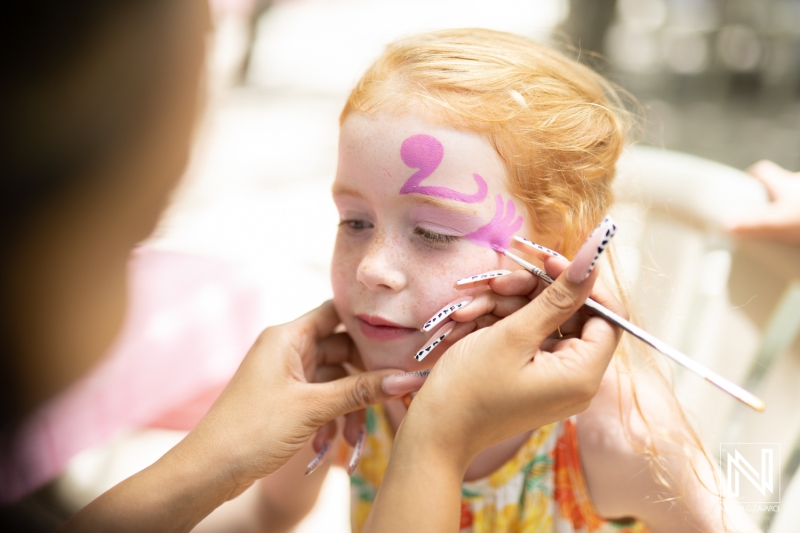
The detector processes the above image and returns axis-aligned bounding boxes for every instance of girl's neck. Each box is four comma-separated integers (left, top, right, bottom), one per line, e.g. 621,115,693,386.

383,398,533,482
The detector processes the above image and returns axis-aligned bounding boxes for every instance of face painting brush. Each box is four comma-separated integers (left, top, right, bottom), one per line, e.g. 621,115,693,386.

495,241,765,413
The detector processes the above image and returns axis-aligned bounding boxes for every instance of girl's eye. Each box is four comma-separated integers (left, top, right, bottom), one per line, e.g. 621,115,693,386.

413,227,459,247
339,219,373,231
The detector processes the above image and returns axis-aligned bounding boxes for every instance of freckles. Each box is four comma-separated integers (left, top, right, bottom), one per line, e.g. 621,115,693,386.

331,241,362,302
411,249,497,316
331,248,358,280
357,233,407,280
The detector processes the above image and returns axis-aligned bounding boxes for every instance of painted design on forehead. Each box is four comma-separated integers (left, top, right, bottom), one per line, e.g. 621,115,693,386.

464,195,524,251
399,134,488,203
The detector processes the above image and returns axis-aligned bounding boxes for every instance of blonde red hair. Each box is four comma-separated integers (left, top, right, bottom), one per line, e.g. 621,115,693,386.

340,27,633,255
341,29,729,523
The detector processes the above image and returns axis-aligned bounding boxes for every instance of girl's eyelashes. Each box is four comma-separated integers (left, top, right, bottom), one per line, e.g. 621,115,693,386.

338,219,374,232
337,218,458,248
413,226,460,248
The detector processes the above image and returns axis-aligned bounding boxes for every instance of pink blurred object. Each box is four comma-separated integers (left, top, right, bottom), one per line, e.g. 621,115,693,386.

1,247,268,503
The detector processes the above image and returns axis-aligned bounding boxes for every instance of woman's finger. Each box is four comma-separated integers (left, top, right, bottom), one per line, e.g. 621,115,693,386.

477,268,543,297
314,364,348,384
343,410,366,447
344,416,367,474
448,290,531,323
546,314,621,397
309,368,417,425
418,320,479,360
491,218,616,355
316,332,364,370
554,307,590,336
313,420,338,452
306,421,337,475
540,254,628,323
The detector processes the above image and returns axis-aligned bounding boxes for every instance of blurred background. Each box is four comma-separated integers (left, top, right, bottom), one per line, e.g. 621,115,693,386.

155,0,800,270
22,0,800,531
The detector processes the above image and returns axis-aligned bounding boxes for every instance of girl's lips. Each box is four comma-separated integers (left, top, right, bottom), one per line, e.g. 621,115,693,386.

356,314,417,341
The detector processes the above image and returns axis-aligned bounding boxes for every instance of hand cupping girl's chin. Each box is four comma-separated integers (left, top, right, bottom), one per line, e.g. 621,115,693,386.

395,251,620,470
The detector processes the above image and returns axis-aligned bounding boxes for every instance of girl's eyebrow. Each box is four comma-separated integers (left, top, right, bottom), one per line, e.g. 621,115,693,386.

331,184,366,199
332,184,482,217
409,194,481,216
410,203,484,234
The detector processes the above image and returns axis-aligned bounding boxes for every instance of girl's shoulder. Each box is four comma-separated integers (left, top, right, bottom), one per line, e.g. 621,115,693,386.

574,362,720,529
459,414,649,533
575,365,660,518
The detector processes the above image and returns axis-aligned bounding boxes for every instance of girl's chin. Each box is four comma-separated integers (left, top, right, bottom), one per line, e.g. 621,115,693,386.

360,348,428,373
353,333,439,372
363,353,437,374
365,360,419,373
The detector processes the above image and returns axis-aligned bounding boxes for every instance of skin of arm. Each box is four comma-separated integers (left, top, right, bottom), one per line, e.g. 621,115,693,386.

66,432,245,532
191,440,333,533
363,414,467,533
251,441,332,533
726,160,800,245
578,362,761,533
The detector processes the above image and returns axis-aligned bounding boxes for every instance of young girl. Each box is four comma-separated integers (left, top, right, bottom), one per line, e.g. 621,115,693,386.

260,29,758,533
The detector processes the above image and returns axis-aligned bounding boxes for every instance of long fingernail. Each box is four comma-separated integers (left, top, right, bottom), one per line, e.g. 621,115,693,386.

421,297,473,332
566,216,617,283
382,371,428,395
347,428,366,475
413,323,455,361
305,440,332,476
454,270,511,289
511,236,564,259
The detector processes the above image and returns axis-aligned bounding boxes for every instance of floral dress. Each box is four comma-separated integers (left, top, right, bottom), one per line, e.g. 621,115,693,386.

349,404,650,533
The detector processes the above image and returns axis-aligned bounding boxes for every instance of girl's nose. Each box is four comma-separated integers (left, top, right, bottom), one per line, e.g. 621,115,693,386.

356,234,407,292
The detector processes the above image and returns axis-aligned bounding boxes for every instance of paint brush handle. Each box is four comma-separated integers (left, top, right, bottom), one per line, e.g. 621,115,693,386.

501,249,765,412
580,298,765,411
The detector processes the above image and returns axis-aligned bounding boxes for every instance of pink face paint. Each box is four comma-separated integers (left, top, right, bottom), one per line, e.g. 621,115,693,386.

399,134,488,203
464,195,524,251
409,205,484,236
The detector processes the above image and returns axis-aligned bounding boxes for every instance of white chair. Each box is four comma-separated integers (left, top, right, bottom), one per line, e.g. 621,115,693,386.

612,145,800,532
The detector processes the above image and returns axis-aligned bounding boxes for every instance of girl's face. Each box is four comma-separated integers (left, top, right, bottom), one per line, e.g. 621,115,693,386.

331,112,537,372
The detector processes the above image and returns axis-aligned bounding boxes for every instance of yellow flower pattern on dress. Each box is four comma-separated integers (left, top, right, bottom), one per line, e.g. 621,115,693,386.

349,405,651,533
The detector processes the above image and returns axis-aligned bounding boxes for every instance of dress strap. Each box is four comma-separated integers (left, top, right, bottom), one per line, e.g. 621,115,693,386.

554,417,607,531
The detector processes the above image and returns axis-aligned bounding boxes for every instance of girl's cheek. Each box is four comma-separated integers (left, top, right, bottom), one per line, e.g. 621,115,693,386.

442,244,501,278
331,241,360,300
409,245,500,306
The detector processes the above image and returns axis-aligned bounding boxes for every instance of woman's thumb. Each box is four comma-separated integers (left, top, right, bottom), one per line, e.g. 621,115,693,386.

498,217,614,349
311,369,420,422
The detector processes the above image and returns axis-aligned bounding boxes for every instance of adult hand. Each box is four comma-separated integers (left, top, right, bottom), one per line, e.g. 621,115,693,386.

61,301,419,533
726,160,800,245
363,229,625,533
409,257,623,467
188,300,415,490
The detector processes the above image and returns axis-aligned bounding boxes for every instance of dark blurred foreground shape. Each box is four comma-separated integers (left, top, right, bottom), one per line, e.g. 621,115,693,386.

1,0,206,530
